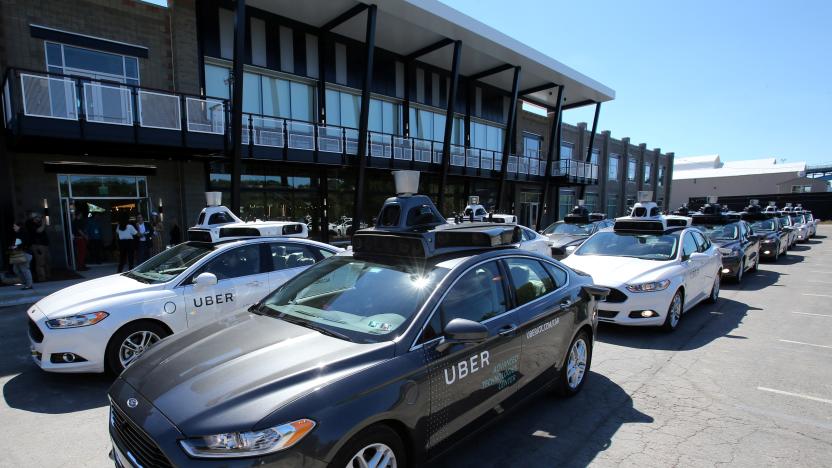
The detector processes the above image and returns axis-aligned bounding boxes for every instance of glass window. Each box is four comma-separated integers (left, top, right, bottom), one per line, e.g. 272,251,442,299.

644,163,652,184
561,143,574,160
576,231,679,261
559,189,575,220
521,227,536,241
608,155,619,180
261,257,449,343
126,242,215,284
505,258,555,306
523,133,542,158
590,148,599,165
658,166,665,187
471,121,486,149
47,42,140,84
263,76,291,118
627,158,636,181
682,233,698,259
691,231,710,252
269,243,316,270
606,195,619,219
543,262,568,288
486,124,502,151
432,113,446,142
368,98,383,133
289,81,313,121
695,223,740,241
64,45,125,76
46,42,63,67
325,89,340,125
208,211,235,225
242,72,262,114
205,64,230,99
432,261,507,333
196,244,262,281
68,175,138,197
340,92,359,128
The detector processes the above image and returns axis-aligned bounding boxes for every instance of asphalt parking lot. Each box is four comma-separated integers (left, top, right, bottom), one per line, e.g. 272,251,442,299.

1,228,831,467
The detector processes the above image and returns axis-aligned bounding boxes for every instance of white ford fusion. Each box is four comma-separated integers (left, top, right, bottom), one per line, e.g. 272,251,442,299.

28,236,341,374
562,199,722,331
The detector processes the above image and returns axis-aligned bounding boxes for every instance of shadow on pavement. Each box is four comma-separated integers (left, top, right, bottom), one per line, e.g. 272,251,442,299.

432,372,652,468
722,268,781,292
598,298,759,352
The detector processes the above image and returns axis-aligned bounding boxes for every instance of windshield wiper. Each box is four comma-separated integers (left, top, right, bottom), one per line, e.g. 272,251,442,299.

279,315,352,341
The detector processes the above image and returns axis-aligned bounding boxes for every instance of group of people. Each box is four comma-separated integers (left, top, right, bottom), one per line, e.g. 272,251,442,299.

8,214,51,290
113,213,165,273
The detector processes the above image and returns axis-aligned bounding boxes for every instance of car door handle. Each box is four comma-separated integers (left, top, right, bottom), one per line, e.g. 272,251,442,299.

246,280,263,287
498,324,519,336
560,299,572,308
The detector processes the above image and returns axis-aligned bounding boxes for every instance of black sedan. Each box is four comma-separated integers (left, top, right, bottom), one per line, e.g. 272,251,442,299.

692,217,761,283
108,221,608,468
747,217,790,261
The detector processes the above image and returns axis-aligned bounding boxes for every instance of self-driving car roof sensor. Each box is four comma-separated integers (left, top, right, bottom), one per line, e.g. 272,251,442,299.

187,192,309,242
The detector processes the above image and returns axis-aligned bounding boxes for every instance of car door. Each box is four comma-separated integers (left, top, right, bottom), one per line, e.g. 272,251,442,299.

418,260,523,449
740,222,758,267
181,243,268,328
509,257,575,382
691,230,716,295
520,227,548,256
266,242,328,290
680,232,705,303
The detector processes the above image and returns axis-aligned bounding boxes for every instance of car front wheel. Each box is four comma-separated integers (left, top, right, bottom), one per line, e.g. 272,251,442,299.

662,290,683,332
331,425,404,468
554,330,592,397
105,321,170,375
706,275,720,303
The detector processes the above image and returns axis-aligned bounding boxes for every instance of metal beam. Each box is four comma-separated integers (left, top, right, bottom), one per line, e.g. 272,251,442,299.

317,32,327,124
352,4,377,230
405,38,453,61
537,85,564,230
496,66,521,212
468,63,513,81
320,4,368,31
438,40,462,212
562,99,595,111
521,96,556,112
229,0,246,215
579,102,601,199
519,82,557,96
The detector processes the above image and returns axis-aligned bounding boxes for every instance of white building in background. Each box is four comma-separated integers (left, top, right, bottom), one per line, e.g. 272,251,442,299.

669,155,827,209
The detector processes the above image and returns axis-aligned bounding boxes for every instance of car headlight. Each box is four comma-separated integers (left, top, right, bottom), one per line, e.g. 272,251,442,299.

45,311,108,329
718,247,737,256
180,419,316,458
761,239,775,244
626,280,671,293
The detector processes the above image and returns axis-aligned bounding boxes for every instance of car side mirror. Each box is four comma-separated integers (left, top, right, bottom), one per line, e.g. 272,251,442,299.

689,252,709,260
193,272,218,289
783,226,793,232
435,318,488,352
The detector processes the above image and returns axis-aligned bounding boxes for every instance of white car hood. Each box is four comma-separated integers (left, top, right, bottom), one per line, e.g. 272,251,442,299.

35,274,164,318
562,255,674,286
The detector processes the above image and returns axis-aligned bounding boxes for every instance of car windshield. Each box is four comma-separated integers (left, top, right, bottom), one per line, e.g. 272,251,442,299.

778,216,791,226
257,256,449,343
543,222,592,235
750,220,776,231
791,215,805,224
695,223,740,241
125,242,215,284
574,231,679,261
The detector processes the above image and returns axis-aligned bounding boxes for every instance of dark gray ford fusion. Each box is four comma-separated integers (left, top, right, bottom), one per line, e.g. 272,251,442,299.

108,196,608,468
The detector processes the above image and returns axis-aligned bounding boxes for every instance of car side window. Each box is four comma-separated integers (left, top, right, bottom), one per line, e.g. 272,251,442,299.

505,258,556,306
521,228,535,241
317,248,335,259
542,262,568,289
194,244,261,281
681,233,698,260
269,243,317,271
419,261,507,343
691,231,709,252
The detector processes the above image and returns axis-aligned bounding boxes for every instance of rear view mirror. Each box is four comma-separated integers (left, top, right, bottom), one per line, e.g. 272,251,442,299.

435,318,488,352
193,272,218,289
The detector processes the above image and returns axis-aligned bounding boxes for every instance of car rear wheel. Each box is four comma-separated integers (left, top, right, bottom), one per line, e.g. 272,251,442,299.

554,330,592,397
332,425,404,468
773,243,780,262
662,290,683,332
706,275,720,303
106,321,170,375
751,254,759,272
735,260,744,283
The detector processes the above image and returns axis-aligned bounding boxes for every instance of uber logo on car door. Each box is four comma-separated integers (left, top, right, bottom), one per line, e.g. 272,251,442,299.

192,293,234,308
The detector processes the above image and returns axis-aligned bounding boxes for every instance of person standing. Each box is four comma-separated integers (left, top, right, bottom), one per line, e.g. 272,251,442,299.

151,212,164,255
134,214,154,264
85,212,103,264
116,219,138,273
9,222,33,290
26,213,50,281
72,212,88,271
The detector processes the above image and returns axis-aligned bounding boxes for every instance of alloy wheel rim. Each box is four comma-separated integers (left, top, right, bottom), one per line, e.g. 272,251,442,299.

670,294,682,328
119,331,161,368
566,338,588,389
347,443,397,468
737,261,743,282
712,276,720,300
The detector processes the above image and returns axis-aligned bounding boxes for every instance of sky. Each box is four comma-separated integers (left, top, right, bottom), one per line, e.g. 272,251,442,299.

441,0,832,165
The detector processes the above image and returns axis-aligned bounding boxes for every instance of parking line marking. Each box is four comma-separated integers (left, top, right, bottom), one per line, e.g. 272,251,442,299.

803,293,832,298
778,339,832,350
757,387,832,405
809,271,832,274
808,280,832,284
791,311,832,318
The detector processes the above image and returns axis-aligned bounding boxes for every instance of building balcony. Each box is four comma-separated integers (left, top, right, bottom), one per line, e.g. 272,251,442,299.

1,67,598,185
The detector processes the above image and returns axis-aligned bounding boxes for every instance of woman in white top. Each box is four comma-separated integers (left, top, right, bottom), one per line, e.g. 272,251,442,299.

116,219,139,272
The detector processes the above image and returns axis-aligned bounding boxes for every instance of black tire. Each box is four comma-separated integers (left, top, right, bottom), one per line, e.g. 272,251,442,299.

751,254,759,272
662,290,684,332
773,243,780,262
105,321,170,375
554,330,592,397
706,274,720,304
330,425,405,468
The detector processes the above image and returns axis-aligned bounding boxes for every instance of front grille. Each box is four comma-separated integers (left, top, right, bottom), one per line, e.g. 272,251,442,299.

604,288,628,303
111,403,173,468
598,310,618,319
28,318,43,343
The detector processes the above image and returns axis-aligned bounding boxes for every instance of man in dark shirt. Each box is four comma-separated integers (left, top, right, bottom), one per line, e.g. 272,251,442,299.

72,212,88,271
26,213,50,281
